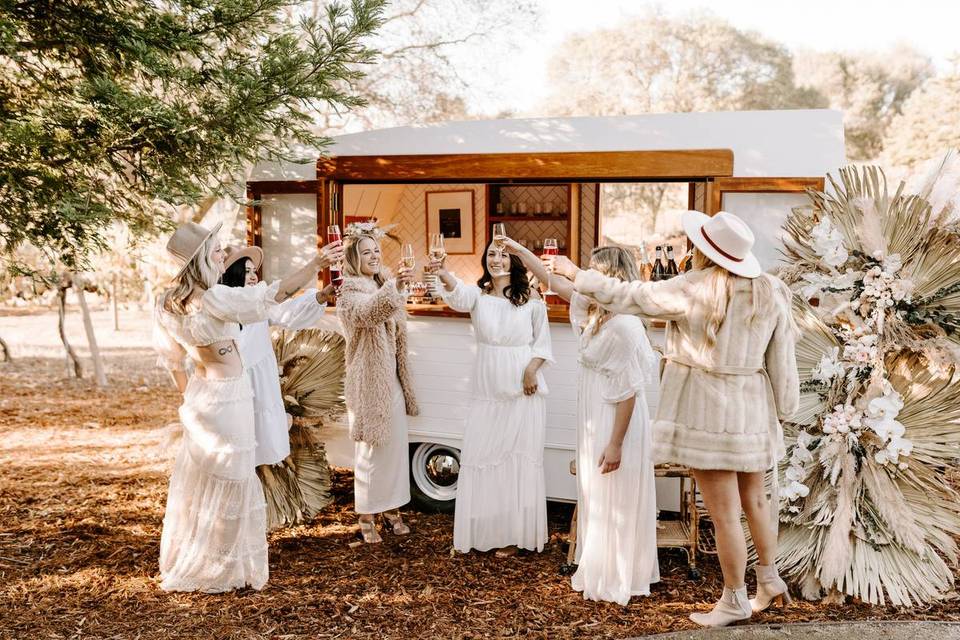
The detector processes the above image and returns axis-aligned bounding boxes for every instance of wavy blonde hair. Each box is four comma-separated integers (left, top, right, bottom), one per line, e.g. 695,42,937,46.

161,236,222,315
691,247,778,347
344,233,387,287
586,246,640,334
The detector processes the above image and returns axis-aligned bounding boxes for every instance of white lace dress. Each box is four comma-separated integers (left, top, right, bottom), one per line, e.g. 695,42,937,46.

568,293,660,604
237,289,326,466
152,281,280,593
442,280,553,553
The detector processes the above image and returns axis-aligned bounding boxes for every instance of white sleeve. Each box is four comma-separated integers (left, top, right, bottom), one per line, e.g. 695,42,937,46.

530,300,554,364
201,281,280,325
269,289,326,329
440,278,481,313
568,291,591,333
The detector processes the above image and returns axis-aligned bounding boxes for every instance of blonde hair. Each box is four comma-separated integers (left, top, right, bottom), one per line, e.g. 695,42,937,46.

161,236,222,315
691,247,777,347
586,246,640,335
344,233,386,287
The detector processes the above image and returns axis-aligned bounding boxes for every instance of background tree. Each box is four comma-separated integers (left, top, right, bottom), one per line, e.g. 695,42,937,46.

0,0,386,274
881,62,960,171
540,9,822,237
793,46,933,161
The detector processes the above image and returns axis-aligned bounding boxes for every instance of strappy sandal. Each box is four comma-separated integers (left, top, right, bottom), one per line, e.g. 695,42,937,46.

382,511,411,536
358,518,382,544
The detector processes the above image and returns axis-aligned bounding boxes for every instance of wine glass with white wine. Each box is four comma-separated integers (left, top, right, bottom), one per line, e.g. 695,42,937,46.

492,223,507,251
428,233,446,295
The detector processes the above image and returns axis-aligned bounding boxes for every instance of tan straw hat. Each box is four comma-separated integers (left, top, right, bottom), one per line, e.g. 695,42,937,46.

166,221,223,276
682,210,762,278
223,245,263,271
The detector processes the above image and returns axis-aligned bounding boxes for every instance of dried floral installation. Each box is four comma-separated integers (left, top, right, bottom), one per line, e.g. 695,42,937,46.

776,152,960,606
257,327,347,530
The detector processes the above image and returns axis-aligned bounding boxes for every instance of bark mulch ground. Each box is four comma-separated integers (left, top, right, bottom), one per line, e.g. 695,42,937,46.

1,354,958,640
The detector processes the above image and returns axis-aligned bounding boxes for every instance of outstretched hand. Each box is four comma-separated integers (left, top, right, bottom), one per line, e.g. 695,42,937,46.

543,254,579,281
315,240,345,270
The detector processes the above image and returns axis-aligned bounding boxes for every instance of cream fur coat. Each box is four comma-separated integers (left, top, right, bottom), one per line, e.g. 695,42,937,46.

574,267,799,473
337,275,419,446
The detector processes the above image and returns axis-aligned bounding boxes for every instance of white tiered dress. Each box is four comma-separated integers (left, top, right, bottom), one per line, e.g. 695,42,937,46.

238,289,327,467
442,280,553,553
152,281,280,593
568,293,661,604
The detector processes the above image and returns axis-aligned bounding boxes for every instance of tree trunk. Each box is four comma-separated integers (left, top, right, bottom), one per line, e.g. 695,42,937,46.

0,335,11,362
58,279,83,378
112,274,119,331
74,275,107,387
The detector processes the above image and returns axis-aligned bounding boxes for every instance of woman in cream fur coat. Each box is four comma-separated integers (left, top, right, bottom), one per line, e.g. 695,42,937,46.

337,224,419,544
548,211,799,629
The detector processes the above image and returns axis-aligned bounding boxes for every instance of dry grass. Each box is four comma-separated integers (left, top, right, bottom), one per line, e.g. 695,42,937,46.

1,348,958,638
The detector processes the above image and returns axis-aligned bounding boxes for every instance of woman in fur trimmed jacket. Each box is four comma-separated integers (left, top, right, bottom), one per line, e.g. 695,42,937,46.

337,224,419,543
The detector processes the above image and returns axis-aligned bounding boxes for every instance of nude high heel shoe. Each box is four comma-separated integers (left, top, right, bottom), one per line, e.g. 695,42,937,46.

689,585,752,628
750,564,792,612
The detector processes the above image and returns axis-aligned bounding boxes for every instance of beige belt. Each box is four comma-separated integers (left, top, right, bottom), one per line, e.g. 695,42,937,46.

664,355,763,376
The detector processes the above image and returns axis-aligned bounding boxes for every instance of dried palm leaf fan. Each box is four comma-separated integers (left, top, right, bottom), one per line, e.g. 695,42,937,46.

773,155,960,606
257,327,347,530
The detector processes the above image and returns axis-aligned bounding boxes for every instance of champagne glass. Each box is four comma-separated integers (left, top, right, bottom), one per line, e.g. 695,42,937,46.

542,237,558,296
327,224,343,288
400,243,415,270
428,233,446,294
492,223,507,250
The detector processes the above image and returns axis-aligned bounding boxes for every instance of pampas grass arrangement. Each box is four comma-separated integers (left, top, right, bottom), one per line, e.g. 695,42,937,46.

257,327,347,530
776,152,960,606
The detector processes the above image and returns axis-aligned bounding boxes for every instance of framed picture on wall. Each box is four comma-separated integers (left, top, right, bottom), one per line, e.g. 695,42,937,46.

425,189,474,255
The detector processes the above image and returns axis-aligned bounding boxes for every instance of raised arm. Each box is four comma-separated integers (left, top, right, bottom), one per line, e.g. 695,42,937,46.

273,240,344,302
336,277,407,329
573,268,690,320
502,237,574,302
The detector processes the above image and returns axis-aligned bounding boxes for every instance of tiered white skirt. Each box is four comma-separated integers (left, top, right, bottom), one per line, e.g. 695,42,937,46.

453,393,548,553
159,375,268,593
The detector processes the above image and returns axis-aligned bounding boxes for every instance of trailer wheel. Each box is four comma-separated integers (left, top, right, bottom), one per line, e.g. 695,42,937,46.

409,443,460,513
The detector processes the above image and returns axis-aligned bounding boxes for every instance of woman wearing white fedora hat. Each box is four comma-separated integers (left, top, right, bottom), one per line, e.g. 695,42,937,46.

547,211,799,628
152,222,340,592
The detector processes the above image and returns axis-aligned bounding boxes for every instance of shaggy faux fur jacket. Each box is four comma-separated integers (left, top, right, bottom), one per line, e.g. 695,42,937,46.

337,275,419,446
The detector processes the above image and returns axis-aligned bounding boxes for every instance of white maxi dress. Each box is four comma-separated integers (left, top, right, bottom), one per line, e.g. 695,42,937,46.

152,281,280,593
443,280,553,553
238,289,327,467
569,292,660,604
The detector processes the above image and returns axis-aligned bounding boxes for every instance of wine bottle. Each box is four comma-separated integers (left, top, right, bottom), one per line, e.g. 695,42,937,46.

639,245,653,281
666,245,679,278
651,245,665,281
678,248,693,273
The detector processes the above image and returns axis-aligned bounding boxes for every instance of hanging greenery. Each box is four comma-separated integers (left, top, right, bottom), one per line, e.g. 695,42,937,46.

776,153,960,606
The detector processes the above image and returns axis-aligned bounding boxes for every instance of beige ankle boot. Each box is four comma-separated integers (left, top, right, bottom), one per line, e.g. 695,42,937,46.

689,585,752,628
750,564,792,612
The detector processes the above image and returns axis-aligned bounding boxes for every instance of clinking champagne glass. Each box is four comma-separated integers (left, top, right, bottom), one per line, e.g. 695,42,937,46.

543,237,558,296
400,243,415,293
327,224,343,289
428,233,446,295
492,223,507,251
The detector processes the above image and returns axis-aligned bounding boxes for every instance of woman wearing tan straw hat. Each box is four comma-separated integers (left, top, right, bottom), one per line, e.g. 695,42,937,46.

152,221,341,593
547,211,799,628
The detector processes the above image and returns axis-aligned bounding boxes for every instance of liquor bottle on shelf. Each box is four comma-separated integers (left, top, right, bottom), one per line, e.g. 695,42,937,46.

651,245,666,281
666,245,679,278
639,245,653,281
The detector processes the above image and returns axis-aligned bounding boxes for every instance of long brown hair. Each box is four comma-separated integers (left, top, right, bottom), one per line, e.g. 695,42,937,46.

586,246,640,334
477,240,530,307
691,247,777,347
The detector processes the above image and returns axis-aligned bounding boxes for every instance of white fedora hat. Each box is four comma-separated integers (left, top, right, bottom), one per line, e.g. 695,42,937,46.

682,210,762,278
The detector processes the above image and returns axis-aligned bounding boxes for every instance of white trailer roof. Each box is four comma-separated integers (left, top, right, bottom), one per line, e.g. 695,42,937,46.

250,109,845,181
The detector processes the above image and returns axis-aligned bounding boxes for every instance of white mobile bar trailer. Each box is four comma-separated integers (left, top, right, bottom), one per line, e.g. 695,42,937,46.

245,110,845,517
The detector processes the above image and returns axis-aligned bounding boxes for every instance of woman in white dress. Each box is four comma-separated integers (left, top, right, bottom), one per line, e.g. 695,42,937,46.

429,240,553,556
152,222,334,592
336,223,419,543
218,245,339,467
505,239,660,603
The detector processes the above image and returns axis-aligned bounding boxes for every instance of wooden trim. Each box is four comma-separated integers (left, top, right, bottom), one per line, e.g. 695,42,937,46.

425,189,476,256
707,177,825,215
247,179,318,194
245,186,263,280
317,149,734,182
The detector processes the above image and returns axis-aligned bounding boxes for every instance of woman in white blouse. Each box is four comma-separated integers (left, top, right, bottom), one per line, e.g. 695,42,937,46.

219,245,340,468
428,241,553,557
152,222,341,593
